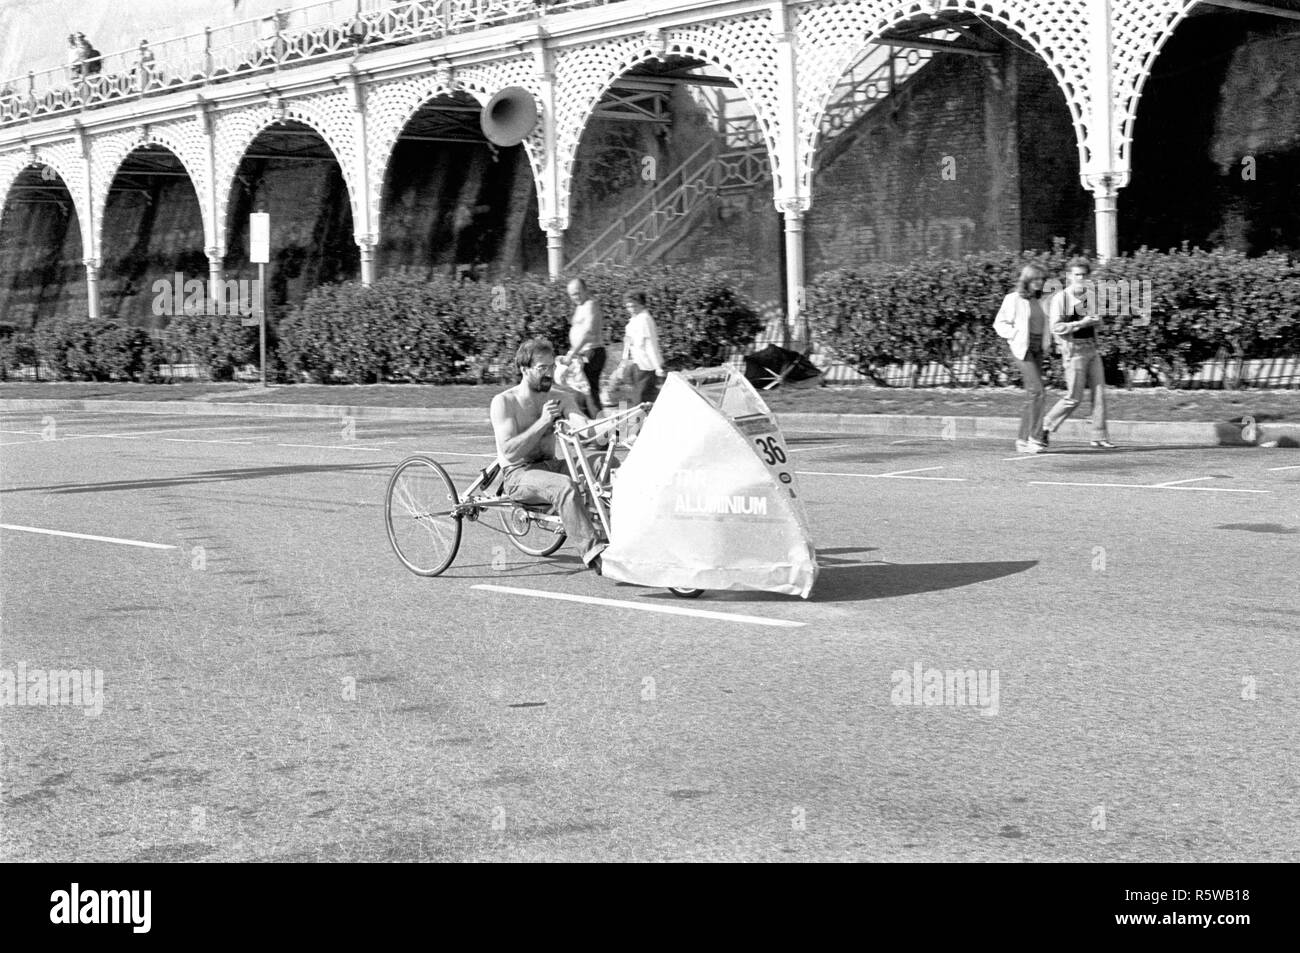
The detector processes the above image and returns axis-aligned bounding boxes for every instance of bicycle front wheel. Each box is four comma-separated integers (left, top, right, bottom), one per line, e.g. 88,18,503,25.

385,456,462,576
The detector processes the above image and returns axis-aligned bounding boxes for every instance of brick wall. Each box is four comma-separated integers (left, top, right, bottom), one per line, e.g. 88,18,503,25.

805,45,1092,276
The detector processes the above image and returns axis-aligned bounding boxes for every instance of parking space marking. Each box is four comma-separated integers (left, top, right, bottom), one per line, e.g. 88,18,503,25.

0,523,177,549
473,584,806,628
788,444,850,453
1029,480,1268,494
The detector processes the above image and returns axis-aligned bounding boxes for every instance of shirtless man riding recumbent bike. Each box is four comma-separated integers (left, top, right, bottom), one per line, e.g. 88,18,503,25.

384,338,703,597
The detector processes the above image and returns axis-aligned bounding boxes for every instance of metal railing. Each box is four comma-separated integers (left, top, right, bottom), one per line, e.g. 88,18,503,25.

566,138,770,271
0,0,609,127
819,41,937,141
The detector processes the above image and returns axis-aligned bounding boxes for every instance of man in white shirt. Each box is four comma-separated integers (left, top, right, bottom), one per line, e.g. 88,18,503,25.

612,291,666,403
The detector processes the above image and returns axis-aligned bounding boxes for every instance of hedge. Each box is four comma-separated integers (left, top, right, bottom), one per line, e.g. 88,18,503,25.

274,264,763,384
6,248,1299,389
805,246,1300,387
21,317,161,382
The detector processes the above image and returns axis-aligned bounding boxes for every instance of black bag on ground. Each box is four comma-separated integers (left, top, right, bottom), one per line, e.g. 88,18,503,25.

743,343,823,390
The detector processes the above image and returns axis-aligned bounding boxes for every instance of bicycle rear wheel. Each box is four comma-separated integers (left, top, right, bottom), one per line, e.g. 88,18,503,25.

385,456,462,576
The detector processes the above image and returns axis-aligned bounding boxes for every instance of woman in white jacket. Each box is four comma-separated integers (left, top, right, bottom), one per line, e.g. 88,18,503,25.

993,263,1054,452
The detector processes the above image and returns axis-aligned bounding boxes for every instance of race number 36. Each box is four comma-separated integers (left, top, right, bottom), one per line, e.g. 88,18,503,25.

755,436,787,465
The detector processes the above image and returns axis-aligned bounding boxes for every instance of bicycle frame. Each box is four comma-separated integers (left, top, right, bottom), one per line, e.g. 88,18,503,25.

451,400,649,539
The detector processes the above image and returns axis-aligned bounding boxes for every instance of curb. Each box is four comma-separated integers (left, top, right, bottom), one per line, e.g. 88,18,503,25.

777,412,1300,447
1,398,1298,447
0,398,488,424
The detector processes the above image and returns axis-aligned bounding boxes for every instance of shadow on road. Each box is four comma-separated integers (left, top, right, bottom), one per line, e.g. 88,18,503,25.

634,547,1037,604
2,462,391,495
811,559,1038,601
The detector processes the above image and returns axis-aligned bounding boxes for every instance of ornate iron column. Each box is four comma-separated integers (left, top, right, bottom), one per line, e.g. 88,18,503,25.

772,0,809,347
347,67,377,285
1085,0,1124,260
533,38,564,279
75,121,100,319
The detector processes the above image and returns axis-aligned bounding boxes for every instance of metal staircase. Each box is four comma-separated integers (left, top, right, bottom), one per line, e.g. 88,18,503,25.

566,41,941,271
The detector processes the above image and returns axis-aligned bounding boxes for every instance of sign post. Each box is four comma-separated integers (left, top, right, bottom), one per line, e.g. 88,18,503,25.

246,212,271,387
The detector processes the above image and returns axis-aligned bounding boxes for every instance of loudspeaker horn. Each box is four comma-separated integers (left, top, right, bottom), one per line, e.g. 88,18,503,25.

480,86,538,147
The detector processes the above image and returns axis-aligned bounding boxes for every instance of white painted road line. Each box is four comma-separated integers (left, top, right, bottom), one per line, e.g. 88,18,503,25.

278,444,491,460
798,469,967,482
1152,477,1212,487
0,524,177,549
1267,465,1300,471
880,466,944,476
409,450,498,458
162,438,258,445
276,443,387,452
1029,481,1269,494
473,584,807,628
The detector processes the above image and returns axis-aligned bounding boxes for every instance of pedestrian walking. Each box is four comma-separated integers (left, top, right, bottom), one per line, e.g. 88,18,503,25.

560,277,605,417
611,290,666,404
1043,257,1115,448
993,263,1054,453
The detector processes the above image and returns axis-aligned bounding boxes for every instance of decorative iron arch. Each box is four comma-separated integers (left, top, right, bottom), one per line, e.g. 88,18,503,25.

89,123,211,260
211,91,360,259
363,59,542,243
551,14,787,230
1109,0,1202,177
0,142,91,258
795,0,1094,200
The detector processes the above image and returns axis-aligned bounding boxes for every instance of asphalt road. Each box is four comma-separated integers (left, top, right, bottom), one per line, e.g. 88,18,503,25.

1,408,1296,861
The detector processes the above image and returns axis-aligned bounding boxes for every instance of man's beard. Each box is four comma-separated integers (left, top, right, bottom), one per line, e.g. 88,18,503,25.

529,376,553,392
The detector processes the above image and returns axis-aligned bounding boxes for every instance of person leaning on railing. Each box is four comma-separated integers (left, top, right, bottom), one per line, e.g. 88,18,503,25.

133,39,158,92
66,34,85,81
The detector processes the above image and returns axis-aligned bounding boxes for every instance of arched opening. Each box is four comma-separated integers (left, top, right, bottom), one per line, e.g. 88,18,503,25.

221,120,359,316
98,144,205,328
804,11,1090,276
0,163,85,331
378,90,545,281
565,54,781,304
1122,3,1300,255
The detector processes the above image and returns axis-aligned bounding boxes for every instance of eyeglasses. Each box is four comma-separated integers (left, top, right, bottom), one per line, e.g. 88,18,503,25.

532,363,556,372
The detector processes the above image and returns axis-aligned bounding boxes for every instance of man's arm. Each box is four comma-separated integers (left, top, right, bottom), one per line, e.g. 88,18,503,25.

1050,290,1099,336
491,393,560,461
